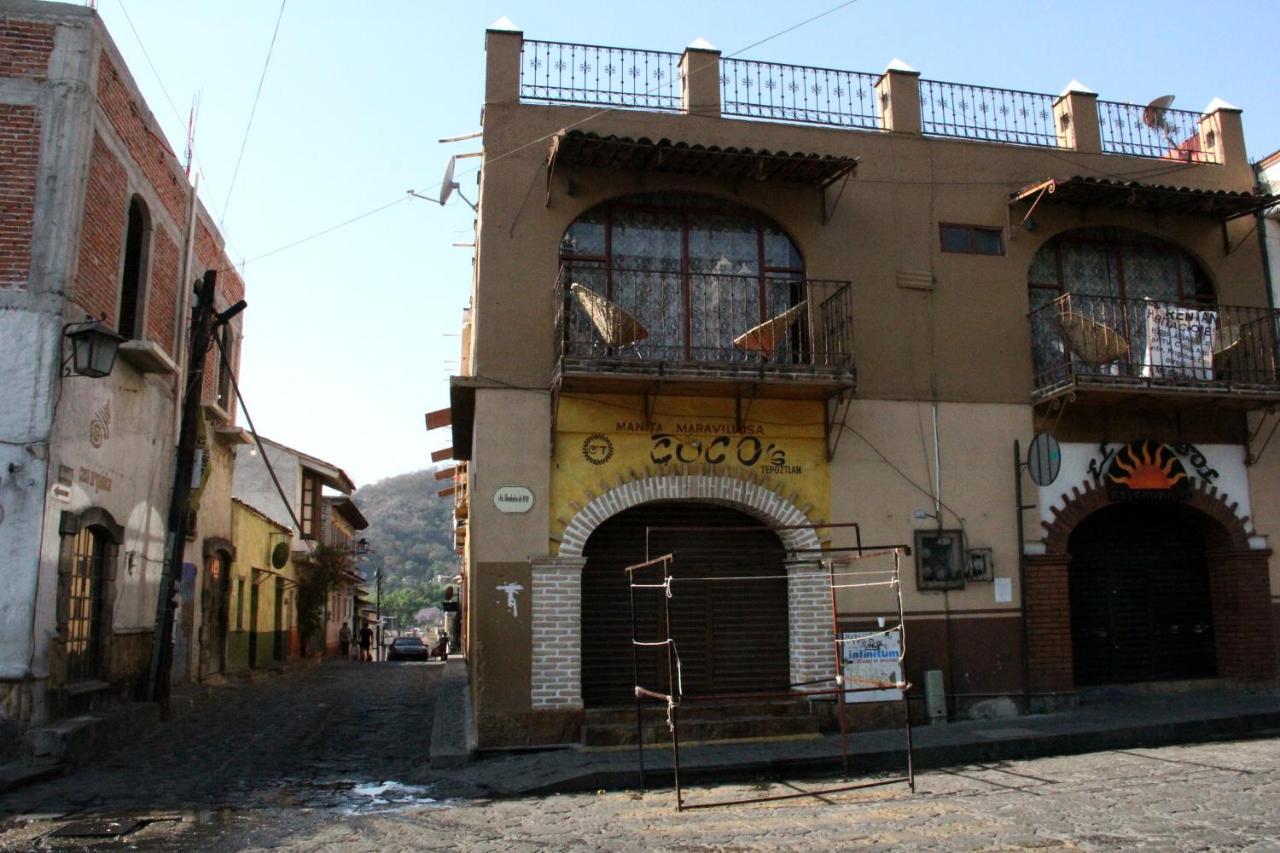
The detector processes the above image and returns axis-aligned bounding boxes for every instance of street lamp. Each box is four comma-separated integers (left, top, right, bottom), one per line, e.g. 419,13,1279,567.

64,318,124,378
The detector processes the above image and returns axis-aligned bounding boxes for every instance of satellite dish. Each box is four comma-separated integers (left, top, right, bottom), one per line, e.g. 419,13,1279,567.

271,541,290,569
1142,94,1176,130
439,156,456,206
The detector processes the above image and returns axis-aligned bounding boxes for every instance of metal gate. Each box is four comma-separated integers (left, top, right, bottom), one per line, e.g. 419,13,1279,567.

581,502,789,706
1068,502,1216,685
66,527,107,683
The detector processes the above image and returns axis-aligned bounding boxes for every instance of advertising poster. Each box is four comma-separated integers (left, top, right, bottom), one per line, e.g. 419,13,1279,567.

842,629,903,703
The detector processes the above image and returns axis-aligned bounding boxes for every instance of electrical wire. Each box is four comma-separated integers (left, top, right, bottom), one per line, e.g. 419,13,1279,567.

211,319,311,550
220,0,288,230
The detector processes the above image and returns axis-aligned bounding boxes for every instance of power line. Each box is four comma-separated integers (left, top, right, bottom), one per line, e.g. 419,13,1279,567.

220,0,288,230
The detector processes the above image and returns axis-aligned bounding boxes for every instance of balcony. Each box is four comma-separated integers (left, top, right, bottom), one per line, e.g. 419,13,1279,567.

1030,292,1280,408
553,266,856,399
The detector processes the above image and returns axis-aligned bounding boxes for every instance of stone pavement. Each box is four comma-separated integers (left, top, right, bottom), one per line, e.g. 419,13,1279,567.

3,735,1279,849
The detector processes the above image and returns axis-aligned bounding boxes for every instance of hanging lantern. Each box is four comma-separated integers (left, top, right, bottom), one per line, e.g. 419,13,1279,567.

65,319,124,378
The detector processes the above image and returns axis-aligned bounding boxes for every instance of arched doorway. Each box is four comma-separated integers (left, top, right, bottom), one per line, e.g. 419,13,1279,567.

1068,502,1216,686
580,501,789,706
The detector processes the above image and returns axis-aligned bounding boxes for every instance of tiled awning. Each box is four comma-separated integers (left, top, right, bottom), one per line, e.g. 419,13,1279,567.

548,130,858,188
1011,176,1277,220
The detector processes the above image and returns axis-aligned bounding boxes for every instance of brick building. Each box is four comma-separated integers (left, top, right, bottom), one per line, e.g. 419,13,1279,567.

0,1,246,744
439,25,1280,751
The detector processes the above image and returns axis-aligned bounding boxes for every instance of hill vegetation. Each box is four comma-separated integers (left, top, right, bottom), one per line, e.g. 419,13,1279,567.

351,468,458,628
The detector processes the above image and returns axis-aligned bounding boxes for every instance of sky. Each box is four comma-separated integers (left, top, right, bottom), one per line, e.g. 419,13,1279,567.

89,0,1278,487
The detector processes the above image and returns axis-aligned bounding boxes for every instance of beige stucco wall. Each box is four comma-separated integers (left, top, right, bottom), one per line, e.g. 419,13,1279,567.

460,34,1277,745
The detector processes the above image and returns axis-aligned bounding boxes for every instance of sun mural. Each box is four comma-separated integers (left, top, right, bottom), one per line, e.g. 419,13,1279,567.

1105,440,1190,495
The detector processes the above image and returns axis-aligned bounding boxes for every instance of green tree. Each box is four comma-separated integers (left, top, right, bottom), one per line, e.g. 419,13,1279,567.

296,543,350,654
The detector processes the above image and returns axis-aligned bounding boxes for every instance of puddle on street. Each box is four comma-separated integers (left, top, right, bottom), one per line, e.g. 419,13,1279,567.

262,778,450,815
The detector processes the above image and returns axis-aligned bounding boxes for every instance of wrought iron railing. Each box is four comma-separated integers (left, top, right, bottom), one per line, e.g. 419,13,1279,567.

555,265,856,378
1029,292,1279,399
720,58,880,129
520,39,682,111
1096,100,1219,163
919,79,1060,147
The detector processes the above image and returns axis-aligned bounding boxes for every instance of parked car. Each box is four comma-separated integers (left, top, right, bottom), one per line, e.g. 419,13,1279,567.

387,636,430,662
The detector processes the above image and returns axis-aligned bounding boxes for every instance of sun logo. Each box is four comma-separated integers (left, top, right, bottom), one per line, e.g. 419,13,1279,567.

1107,441,1188,492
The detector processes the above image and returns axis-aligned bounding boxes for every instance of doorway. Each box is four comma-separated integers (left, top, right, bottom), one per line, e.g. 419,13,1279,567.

581,501,789,706
1068,502,1216,685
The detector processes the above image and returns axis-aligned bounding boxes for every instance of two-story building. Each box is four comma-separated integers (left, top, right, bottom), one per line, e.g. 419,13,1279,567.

0,2,246,743
441,25,1280,750
231,436,365,656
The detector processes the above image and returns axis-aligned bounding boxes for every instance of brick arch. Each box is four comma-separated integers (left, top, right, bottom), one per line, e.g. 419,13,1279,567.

557,472,823,558
1039,477,1253,555
1024,476,1275,694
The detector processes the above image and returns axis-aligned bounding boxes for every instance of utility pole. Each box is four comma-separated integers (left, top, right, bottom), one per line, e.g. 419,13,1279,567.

147,270,245,704
375,568,383,662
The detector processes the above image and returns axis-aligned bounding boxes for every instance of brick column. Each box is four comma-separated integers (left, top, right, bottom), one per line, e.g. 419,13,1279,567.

787,561,833,687
1207,548,1278,682
1053,81,1100,154
530,556,586,709
1024,553,1074,692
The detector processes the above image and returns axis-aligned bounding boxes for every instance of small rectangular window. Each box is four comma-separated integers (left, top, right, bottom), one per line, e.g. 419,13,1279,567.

301,473,317,539
940,224,1004,256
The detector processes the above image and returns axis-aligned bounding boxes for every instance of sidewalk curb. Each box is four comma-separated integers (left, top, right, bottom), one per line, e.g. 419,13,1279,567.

490,707,1280,797
429,659,474,769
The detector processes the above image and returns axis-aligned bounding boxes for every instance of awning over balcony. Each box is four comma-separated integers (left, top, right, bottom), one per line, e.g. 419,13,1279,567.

547,130,858,188
1011,176,1278,221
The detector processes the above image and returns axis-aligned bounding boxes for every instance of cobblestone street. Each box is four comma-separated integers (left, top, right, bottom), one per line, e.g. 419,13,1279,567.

1,659,1279,850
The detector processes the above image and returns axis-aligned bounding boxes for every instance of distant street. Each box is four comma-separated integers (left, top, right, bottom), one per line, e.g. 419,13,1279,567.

2,665,1279,850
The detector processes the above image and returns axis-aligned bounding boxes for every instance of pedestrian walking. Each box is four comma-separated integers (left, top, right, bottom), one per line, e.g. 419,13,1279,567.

338,621,351,659
359,623,374,662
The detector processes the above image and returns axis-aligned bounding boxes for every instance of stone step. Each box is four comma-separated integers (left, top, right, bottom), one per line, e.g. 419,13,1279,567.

584,699,814,727
582,701,821,747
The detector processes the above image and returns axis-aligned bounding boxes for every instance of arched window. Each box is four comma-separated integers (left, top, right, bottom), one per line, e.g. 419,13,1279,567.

561,193,805,363
118,196,151,340
1028,227,1218,384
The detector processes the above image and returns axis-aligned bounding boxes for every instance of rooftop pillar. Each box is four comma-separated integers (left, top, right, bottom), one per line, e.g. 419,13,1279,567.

680,38,721,117
484,20,523,105
876,59,920,135
1199,99,1247,175
1053,81,1100,154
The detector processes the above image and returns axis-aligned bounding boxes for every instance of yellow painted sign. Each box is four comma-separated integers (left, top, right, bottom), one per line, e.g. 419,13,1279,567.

550,394,830,546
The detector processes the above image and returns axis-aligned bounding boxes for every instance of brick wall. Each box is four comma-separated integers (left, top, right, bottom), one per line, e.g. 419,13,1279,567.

72,133,127,324
530,559,584,709
147,227,179,354
1024,554,1073,692
0,21,54,81
0,104,39,289
787,562,834,687
1208,549,1277,681
95,53,187,227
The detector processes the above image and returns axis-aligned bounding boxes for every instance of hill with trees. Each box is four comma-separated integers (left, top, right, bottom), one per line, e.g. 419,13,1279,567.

351,468,458,628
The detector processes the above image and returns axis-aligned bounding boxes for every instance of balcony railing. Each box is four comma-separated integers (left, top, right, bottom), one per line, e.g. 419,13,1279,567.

919,79,1060,148
1030,292,1280,402
520,39,682,111
555,266,855,386
720,58,880,129
1097,99,1219,164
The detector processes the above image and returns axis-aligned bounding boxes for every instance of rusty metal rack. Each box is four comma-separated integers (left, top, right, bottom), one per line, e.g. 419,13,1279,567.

626,522,915,811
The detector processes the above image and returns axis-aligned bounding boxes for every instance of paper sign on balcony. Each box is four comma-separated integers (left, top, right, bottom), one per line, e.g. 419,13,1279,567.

493,486,534,514
1142,304,1216,381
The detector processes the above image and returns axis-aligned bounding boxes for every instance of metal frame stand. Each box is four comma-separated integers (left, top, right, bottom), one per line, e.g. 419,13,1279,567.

625,522,916,811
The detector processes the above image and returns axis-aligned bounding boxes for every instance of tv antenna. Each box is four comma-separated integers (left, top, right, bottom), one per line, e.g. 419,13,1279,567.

407,154,479,211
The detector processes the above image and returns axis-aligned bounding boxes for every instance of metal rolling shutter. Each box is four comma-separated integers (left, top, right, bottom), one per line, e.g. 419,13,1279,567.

581,502,790,707
1068,503,1215,686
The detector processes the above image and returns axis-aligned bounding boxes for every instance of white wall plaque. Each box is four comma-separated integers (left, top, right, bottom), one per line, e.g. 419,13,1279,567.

994,577,1013,604
493,485,534,514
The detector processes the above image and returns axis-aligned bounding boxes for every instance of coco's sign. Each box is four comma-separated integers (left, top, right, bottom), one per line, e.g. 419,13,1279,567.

649,433,800,474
